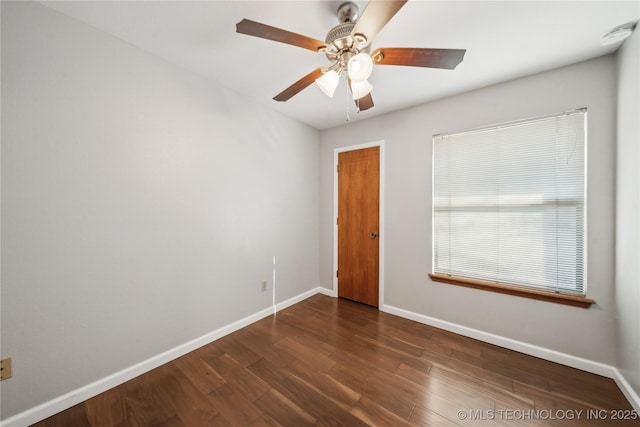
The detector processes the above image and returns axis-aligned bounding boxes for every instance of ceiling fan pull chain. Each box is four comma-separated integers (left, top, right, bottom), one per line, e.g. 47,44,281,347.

345,78,351,122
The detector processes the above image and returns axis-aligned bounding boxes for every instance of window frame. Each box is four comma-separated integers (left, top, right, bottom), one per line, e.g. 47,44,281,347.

431,109,595,308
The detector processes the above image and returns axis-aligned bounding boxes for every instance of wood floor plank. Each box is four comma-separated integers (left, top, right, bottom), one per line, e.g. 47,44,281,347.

350,396,416,426
274,336,336,372
352,332,433,372
249,357,370,426
83,386,126,426
428,364,535,409
253,389,316,427
32,294,640,427
326,351,375,393
409,403,462,427
333,338,403,373
119,370,179,426
450,348,551,391
204,351,270,402
212,333,263,367
480,343,517,363
279,323,337,357
513,380,599,411
395,362,496,412
355,329,424,358
32,402,90,427
274,313,349,347
149,362,220,425
287,358,361,409
369,320,435,352
327,354,420,420
172,353,226,395
420,345,515,390
205,382,263,426
248,417,275,427
548,375,633,410
356,371,421,420
429,329,484,358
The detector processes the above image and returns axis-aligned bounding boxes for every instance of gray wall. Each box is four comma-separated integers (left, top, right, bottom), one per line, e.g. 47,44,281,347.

615,29,640,397
320,55,618,365
1,2,319,418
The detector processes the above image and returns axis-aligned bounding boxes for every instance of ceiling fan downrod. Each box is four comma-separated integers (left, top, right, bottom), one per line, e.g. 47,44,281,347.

337,2,359,23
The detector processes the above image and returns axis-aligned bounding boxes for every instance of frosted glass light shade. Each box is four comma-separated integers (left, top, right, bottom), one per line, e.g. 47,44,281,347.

347,53,373,82
315,70,340,97
350,79,373,99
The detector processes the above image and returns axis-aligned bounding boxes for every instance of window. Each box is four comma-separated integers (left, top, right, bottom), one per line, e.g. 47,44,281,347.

432,109,589,304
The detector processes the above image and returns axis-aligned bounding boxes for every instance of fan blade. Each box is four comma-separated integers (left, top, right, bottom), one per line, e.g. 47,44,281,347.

351,1,407,45
236,19,326,52
273,68,324,102
355,93,374,111
371,47,466,69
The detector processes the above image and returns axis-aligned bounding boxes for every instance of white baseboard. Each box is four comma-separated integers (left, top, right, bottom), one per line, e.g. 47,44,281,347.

316,286,336,298
381,303,640,411
275,287,326,312
1,287,326,427
612,369,640,412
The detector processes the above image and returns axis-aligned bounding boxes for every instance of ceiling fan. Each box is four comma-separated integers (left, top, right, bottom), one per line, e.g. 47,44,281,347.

236,0,466,112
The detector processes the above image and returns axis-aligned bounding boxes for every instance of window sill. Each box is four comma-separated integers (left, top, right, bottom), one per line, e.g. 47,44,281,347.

428,274,596,309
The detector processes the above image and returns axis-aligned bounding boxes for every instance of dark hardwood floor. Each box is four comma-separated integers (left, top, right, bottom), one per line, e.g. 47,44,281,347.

33,294,639,426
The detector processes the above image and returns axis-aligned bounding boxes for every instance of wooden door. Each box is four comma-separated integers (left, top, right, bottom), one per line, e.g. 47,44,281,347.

337,146,380,307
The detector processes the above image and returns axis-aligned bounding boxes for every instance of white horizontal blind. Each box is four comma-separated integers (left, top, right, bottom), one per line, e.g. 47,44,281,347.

433,110,586,295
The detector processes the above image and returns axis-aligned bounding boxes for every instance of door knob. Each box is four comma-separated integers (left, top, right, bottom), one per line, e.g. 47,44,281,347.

370,232,378,239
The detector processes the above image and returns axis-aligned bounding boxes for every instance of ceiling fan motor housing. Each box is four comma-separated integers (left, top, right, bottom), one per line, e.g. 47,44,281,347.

324,22,369,64
325,22,356,48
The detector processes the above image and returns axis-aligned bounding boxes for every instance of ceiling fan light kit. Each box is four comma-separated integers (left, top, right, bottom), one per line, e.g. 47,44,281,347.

351,79,374,99
236,0,466,112
347,52,374,82
316,69,341,97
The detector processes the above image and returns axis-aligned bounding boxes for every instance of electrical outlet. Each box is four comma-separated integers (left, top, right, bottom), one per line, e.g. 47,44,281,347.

261,281,267,292
1,357,12,381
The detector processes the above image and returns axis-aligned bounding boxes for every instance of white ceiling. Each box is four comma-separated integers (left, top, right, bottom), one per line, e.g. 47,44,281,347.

40,1,639,130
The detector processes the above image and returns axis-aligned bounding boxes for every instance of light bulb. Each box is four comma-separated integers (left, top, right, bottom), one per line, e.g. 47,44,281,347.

315,70,340,98
347,53,373,83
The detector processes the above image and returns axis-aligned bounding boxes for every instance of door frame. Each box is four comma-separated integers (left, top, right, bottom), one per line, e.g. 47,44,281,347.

333,140,385,308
